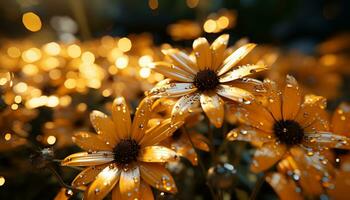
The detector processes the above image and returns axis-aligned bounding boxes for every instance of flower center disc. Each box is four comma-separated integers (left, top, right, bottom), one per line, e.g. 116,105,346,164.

193,69,219,92
114,139,140,165
273,120,304,146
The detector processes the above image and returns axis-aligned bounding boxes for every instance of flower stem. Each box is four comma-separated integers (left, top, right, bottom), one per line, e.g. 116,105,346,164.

249,173,266,200
206,116,216,163
183,127,217,199
48,164,82,192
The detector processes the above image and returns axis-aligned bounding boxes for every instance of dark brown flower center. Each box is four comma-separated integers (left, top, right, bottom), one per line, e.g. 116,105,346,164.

193,69,219,92
114,139,140,164
273,120,304,146
171,130,182,140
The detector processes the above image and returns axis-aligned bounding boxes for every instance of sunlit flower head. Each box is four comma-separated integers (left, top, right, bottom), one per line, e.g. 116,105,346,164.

62,97,183,200
227,75,350,173
148,34,267,128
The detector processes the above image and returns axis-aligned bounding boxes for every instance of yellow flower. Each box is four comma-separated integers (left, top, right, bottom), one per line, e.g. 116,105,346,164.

148,34,267,128
62,97,183,200
227,75,350,173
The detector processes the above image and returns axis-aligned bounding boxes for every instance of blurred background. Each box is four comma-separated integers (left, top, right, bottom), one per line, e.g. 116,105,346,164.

0,0,350,199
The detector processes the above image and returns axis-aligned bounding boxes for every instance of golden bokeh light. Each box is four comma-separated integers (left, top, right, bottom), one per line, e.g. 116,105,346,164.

203,19,217,33
117,37,132,52
4,133,12,141
0,177,5,186
67,44,81,58
115,55,129,69
47,135,57,145
22,48,42,63
7,47,21,58
43,42,61,56
22,12,42,32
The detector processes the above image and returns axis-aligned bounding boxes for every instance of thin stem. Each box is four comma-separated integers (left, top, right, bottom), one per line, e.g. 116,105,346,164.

183,127,217,199
48,165,82,192
249,173,266,200
206,116,216,163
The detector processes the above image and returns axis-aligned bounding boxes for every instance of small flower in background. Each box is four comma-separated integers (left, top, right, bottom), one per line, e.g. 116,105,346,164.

148,34,267,128
62,97,183,200
227,75,350,173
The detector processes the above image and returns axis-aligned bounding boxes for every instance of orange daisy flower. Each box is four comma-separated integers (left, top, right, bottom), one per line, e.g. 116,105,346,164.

148,34,267,128
227,75,350,173
62,97,183,200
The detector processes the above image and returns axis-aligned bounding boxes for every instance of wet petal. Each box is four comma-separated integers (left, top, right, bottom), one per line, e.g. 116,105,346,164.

149,81,197,98
219,64,267,83
62,151,114,166
119,166,140,199
72,164,109,187
138,181,154,200
131,97,154,142
331,102,350,136
200,93,224,128
251,142,286,173
140,119,184,147
112,97,131,140
259,79,283,121
265,173,303,200
282,75,301,120
294,95,329,132
226,126,274,147
72,132,113,151
139,146,179,162
149,62,194,82
171,93,200,122
193,37,212,70
230,78,266,97
139,162,177,193
217,43,256,76
216,84,253,103
86,164,120,200
190,131,210,152
90,111,118,147
303,131,350,150
161,48,198,74
232,101,274,133
210,34,229,71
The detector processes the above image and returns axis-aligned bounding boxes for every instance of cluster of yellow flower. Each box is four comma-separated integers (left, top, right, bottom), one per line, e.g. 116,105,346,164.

1,33,350,200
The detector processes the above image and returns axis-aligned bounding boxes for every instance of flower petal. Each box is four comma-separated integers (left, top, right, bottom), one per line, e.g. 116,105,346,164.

217,43,256,76
171,93,200,122
139,146,179,162
200,93,224,128
62,151,114,166
219,64,267,83
251,142,286,173
282,75,302,120
86,164,120,200
294,95,329,132
161,48,198,74
328,171,350,200
216,84,253,103
229,78,266,97
140,119,184,147
72,164,109,188
193,37,212,70
259,79,282,121
139,162,177,193
210,34,229,71
72,132,113,151
90,111,118,147
148,81,197,98
226,126,273,147
119,166,140,199
331,102,350,136
265,173,303,200
131,97,154,142
112,97,131,140
232,101,274,133
149,62,194,82
303,131,350,150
